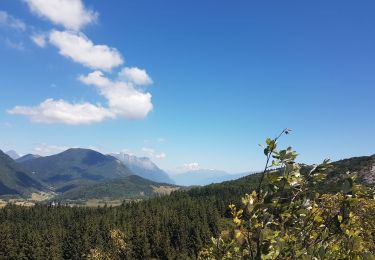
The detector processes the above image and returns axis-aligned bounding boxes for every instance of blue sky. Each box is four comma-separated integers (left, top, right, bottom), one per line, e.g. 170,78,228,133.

0,0,374,173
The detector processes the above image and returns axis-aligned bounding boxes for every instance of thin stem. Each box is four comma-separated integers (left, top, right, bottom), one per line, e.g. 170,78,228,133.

256,128,289,196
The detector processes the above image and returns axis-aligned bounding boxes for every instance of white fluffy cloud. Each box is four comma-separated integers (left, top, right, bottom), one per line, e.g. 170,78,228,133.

142,147,166,160
8,70,153,124
0,10,26,31
7,71,153,124
119,67,153,85
8,2,154,125
49,30,123,71
7,98,114,125
25,0,97,31
79,70,153,119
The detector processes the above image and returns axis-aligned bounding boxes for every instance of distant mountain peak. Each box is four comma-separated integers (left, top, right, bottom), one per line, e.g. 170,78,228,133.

5,150,20,160
111,152,174,184
61,148,100,155
18,149,133,191
112,153,157,170
15,154,41,163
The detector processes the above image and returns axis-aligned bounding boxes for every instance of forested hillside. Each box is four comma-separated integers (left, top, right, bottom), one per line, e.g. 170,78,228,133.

0,192,223,259
1,151,374,259
0,174,262,258
0,150,45,196
19,148,133,190
54,175,180,202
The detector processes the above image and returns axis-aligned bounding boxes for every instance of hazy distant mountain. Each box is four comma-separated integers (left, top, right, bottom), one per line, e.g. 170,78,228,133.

5,150,20,160
19,148,133,191
172,169,250,186
0,150,45,196
16,154,42,163
55,175,180,201
10,148,180,201
111,153,174,184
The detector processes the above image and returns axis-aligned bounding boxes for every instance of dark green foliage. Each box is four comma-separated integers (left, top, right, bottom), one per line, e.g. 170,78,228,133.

0,194,221,259
0,182,19,196
199,132,375,259
55,175,180,201
0,150,45,196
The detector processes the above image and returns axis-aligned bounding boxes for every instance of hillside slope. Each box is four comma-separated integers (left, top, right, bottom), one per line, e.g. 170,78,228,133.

0,150,45,196
54,175,180,201
184,154,375,204
5,150,20,160
16,154,41,163
19,148,133,191
321,154,375,192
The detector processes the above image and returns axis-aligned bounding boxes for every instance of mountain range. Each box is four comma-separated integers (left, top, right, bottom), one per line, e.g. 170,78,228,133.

4,149,250,187
1,146,374,203
0,148,180,201
111,152,174,184
19,148,133,191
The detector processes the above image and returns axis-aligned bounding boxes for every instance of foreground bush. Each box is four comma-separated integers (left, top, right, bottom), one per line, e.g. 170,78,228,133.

199,129,375,259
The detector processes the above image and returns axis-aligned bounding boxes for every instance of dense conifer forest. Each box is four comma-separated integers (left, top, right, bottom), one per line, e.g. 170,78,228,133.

1,149,374,259
0,177,259,259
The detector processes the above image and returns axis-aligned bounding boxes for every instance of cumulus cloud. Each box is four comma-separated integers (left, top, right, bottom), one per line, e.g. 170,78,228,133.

9,69,153,124
7,98,114,125
0,10,26,31
119,67,153,85
79,70,153,119
25,0,97,31
30,33,47,47
79,70,112,87
33,143,70,156
8,2,154,125
49,30,123,71
142,147,166,160
181,162,201,171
